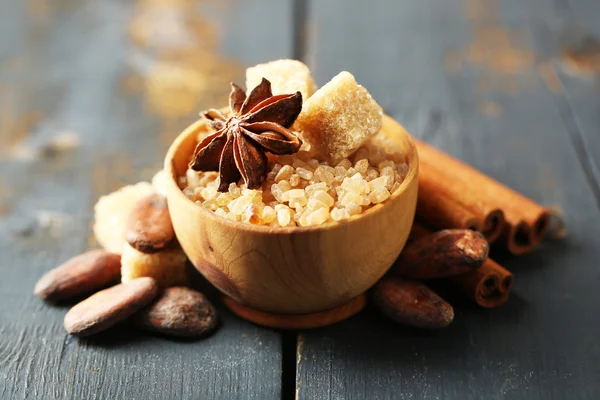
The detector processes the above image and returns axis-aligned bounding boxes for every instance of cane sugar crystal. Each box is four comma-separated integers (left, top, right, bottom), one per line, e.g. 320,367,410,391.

121,243,189,287
93,182,155,254
246,59,317,99
181,144,408,227
294,71,383,164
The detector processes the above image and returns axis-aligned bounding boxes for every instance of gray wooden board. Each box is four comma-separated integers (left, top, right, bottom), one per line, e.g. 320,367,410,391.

296,0,600,399
547,0,600,208
3,0,600,398
0,0,295,399
554,72,600,204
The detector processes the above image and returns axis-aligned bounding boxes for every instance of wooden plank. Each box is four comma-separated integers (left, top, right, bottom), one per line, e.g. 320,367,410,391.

203,0,294,65
552,71,600,200
540,0,600,207
0,0,294,399
296,0,600,399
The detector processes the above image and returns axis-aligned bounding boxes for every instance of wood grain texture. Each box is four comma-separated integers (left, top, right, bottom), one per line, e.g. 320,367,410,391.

541,0,600,209
0,0,293,398
296,0,600,399
3,0,600,398
552,71,600,207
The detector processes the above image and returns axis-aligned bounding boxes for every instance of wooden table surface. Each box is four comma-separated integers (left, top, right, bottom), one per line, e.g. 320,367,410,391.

1,0,599,399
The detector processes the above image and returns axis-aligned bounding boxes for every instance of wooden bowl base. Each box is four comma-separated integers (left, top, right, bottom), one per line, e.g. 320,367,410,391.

223,294,368,330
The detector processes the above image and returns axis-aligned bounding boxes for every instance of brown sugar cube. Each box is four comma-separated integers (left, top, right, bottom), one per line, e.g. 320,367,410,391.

151,169,169,196
246,59,317,99
121,243,190,287
93,182,155,254
294,71,383,164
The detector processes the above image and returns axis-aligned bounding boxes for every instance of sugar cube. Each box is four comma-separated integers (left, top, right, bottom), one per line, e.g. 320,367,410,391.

294,71,383,164
246,59,317,99
121,243,189,287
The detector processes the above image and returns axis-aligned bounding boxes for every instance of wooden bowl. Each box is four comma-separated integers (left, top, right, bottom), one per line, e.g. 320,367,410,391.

164,114,418,315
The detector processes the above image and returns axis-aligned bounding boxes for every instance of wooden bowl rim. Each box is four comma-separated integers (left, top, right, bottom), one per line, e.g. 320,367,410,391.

164,114,418,234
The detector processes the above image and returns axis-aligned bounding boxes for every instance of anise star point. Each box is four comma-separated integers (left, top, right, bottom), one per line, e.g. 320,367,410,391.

189,78,303,192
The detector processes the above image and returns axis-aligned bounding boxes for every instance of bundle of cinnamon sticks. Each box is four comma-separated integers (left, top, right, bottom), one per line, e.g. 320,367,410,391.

373,140,554,328
414,139,554,307
415,139,551,255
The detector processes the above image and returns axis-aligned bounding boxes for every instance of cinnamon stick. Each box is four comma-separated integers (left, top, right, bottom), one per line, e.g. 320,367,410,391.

417,175,482,232
411,223,513,308
417,161,505,242
415,138,550,254
447,259,514,308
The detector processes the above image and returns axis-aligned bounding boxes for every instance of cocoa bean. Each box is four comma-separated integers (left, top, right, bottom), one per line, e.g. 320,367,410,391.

64,277,158,337
392,229,489,279
126,194,174,254
373,276,454,329
34,250,121,302
134,287,218,338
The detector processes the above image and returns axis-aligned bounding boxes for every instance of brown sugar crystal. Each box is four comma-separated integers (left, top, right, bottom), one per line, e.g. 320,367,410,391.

246,59,317,100
294,71,383,164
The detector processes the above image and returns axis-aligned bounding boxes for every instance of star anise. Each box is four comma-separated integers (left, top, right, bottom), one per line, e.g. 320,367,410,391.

189,78,303,192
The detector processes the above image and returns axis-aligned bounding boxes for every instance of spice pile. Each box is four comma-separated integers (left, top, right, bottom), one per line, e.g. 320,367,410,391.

34,59,559,337
182,154,408,227
35,183,218,338
180,63,408,227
